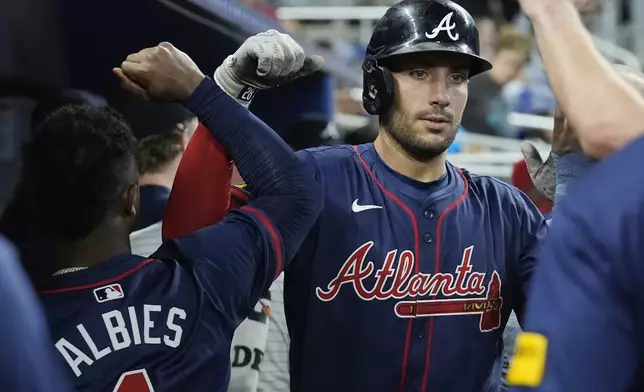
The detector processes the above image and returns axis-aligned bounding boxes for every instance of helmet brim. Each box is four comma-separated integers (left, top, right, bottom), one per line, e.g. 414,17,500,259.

376,42,493,78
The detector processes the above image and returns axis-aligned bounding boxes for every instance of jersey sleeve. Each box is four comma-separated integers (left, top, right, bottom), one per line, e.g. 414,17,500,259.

507,137,644,391
512,191,548,321
507,205,637,391
162,123,233,241
155,205,283,328
155,151,321,329
0,237,73,391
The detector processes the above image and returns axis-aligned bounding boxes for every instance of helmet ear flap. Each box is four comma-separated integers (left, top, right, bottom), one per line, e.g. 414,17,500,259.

362,58,396,116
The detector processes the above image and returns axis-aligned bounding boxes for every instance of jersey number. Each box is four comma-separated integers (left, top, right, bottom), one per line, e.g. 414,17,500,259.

113,369,155,392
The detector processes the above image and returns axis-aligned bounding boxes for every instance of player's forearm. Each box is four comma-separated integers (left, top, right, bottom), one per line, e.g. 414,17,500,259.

183,77,322,259
529,3,644,158
184,77,304,196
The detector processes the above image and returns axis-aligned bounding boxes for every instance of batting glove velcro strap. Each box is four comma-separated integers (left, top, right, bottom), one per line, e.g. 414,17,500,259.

214,29,324,107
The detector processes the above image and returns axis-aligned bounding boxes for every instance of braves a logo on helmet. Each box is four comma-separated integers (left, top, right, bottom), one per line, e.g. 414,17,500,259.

316,242,503,332
426,12,459,41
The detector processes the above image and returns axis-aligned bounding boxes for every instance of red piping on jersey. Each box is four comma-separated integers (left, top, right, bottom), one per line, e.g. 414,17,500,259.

353,145,420,392
231,187,250,204
420,167,469,392
242,206,283,280
38,258,155,295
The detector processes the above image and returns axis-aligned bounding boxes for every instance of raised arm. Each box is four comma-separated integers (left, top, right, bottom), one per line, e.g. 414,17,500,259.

519,0,644,158
162,123,233,241
116,39,324,327
507,137,644,391
163,30,323,241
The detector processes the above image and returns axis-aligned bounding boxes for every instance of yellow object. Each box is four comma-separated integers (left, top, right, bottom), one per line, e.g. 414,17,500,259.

236,182,248,189
506,332,548,387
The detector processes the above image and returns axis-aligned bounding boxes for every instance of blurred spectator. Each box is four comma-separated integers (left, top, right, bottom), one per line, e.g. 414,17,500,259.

461,26,531,138
477,18,499,61
134,126,192,231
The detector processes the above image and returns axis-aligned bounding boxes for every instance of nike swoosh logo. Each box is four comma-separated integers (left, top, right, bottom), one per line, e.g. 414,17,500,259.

351,199,383,213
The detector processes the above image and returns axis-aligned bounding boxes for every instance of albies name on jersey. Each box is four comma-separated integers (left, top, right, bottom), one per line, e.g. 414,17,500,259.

55,304,187,377
315,243,503,332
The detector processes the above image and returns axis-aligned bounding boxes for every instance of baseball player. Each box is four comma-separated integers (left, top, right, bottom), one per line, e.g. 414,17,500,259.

0,236,73,392
162,1,591,391
2,41,323,391
162,32,311,391
504,0,644,391
132,31,311,392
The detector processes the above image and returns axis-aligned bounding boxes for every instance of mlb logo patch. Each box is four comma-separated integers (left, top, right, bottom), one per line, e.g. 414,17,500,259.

93,284,124,303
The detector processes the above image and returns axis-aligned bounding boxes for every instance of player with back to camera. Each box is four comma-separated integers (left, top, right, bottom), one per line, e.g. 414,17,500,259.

162,1,592,391
1,38,323,391
507,0,644,390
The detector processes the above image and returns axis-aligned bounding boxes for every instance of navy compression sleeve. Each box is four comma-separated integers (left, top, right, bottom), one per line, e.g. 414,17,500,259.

182,77,322,262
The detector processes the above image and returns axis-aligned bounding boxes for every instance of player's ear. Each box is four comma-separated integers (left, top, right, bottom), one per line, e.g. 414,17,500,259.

123,183,140,219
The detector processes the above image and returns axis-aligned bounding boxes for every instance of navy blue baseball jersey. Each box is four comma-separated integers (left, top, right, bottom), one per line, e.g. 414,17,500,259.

38,210,282,392
34,77,322,392
0,236,72,392
508,135,644,392
284,143,547,392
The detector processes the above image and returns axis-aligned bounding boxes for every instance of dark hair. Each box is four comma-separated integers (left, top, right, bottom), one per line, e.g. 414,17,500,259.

136,129,185,175
17,105,137,240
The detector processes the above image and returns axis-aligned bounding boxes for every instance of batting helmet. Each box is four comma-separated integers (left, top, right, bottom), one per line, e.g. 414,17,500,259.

362,0,492,115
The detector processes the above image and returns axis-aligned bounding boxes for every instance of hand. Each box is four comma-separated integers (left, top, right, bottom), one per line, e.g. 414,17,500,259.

520,142,555,202
550,107,581,156
114,42,205,102
573,0,600,13
519,0,591,19
214,29,324,106
520,108,580,202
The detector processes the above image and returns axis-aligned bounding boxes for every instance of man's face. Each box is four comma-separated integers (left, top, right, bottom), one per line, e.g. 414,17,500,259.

382,52,470,161
492,49,527,84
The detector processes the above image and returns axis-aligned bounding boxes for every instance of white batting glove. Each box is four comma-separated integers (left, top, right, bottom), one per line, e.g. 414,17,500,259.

214,29,325,107
521,141,556,202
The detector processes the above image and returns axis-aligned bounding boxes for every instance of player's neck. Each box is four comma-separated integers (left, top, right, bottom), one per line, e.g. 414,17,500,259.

51,224,131,270
139,171,175,190
373,132,447,183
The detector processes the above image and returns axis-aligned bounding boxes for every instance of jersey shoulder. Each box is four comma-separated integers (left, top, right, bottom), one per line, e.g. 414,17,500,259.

299,144,358,165
456,166,545,231
298,144,364,178
558,136,644,231
460,166,533,208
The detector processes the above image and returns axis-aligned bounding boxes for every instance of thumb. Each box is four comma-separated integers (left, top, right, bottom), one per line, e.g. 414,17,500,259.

113,67,149,101
553,106,565,135
520,141,544,169
291,55,324,78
